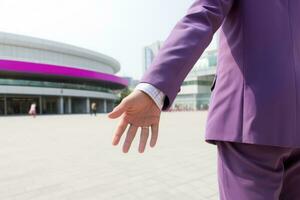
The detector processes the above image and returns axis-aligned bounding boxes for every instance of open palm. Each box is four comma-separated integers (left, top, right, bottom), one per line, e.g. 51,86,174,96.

107,90,161,153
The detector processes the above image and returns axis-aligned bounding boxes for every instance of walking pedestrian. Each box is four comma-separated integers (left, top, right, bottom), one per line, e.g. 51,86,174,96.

28,102,37,118
91,102,97,116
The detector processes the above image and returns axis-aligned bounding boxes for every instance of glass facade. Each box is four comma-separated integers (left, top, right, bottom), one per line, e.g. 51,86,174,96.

207,53,217,67
173,48,218,111
0,94,116,115
0,77,118,115
182,80,212,86
0,97,4,115
6,96,40,115
0,78,112,93
0,32,125,115
173,93,211,111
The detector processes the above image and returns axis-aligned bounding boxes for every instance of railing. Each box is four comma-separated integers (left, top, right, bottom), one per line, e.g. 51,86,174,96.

0,78,113,93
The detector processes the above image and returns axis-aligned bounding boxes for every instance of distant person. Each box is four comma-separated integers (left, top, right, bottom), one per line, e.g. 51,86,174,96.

108,0,300,199
28,102,37,118
91,102,97,116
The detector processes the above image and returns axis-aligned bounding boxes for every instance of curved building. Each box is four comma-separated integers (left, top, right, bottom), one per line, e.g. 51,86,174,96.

0,32,128,115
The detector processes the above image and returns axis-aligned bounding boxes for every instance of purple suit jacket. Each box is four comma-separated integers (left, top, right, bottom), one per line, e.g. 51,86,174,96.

139,0,300,148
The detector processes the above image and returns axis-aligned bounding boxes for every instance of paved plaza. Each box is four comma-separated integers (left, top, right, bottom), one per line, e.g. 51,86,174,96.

0,111,219,200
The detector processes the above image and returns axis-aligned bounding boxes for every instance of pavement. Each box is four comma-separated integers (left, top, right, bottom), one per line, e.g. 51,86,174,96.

0,111,219,200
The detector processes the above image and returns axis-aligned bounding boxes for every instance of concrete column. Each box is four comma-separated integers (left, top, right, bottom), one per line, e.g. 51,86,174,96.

68,97,72,114
39,96,43,114
86,98,90,114
103,99,107,113
59,96,64,114
4,95,7,115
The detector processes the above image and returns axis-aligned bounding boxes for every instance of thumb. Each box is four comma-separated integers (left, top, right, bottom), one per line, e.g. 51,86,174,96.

107,101,127,119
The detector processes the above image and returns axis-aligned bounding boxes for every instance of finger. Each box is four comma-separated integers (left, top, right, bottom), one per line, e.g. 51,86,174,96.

107,102,127,119
112,117,129,146
150,124,159,147
138,127,149,153
123,124,138,153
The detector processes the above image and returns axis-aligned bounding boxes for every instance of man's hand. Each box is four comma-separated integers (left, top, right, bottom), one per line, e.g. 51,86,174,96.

107,90,161,153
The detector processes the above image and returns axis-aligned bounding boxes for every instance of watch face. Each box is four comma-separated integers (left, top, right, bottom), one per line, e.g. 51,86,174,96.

210,74,217,92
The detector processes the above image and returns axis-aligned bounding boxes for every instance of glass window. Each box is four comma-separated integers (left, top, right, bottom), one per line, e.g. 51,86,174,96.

0,78,112,93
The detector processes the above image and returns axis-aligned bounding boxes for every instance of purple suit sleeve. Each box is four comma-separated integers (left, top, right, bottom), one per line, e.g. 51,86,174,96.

139,0,234,110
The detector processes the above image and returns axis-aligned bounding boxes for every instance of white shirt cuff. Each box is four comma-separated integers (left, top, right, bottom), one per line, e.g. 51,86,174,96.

134,83,165,110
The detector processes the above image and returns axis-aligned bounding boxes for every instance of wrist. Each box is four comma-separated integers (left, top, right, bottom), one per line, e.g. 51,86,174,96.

134,83,165,110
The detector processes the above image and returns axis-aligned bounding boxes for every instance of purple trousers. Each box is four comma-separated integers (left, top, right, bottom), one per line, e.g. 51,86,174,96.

216,141,300,200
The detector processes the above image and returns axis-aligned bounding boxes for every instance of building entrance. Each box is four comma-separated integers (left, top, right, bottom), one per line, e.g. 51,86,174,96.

0,97,4,115
6,96,39,115
41,96,59,114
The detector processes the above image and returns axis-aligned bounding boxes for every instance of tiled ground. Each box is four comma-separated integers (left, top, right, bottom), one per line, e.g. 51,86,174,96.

0,111,220,200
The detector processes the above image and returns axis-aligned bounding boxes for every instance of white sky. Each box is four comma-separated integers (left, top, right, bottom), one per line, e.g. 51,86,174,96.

0,0,215,79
